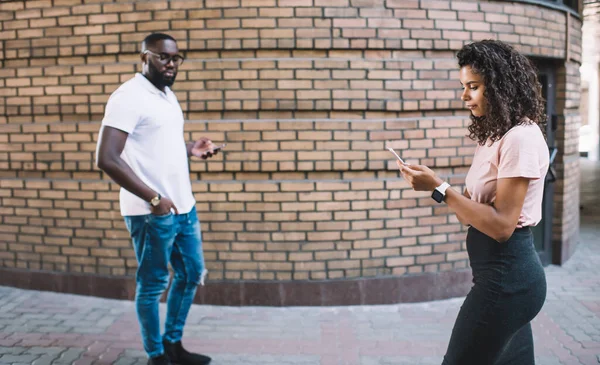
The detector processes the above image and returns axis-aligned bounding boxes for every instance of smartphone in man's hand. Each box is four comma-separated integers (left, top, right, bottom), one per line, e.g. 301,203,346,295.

193,143,226,159
211,143,226,153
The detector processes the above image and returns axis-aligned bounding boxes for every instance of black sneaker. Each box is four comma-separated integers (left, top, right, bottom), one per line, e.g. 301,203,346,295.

163,339,211,365
148,353,171,365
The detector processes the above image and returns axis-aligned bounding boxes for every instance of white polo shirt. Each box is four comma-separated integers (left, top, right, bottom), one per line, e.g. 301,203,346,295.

97,73,195,216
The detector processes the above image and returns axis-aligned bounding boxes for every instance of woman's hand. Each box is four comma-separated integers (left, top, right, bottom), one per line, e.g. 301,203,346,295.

396,161,444,191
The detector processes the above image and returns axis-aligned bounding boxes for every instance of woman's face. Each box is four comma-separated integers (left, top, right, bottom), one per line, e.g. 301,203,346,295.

459,65,486,117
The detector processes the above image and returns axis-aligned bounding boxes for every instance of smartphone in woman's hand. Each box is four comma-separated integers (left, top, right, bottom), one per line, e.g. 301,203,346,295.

386,147,405,164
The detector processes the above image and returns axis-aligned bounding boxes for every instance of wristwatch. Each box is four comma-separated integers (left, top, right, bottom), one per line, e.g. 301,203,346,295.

150,193,161,207
431,182,451,203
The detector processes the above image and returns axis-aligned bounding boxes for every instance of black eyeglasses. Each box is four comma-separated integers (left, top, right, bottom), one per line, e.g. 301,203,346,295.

144,50,185,66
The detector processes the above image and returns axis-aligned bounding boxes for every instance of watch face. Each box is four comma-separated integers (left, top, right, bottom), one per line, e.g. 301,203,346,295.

431,190,444,203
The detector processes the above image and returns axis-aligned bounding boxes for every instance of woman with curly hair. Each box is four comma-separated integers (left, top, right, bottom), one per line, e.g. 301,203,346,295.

397,40,549,364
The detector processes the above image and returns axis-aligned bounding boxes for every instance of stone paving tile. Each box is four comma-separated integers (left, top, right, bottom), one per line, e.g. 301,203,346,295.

360,356,441,365
0,159,598,365
0,348,25,356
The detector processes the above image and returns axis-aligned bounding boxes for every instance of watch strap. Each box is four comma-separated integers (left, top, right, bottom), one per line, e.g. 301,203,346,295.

431,182,451,203
436,182,451,195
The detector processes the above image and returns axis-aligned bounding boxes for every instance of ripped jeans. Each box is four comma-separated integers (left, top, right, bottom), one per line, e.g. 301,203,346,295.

124,206,206,358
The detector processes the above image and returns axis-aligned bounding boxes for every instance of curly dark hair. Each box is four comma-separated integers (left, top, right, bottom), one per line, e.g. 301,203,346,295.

457,40,546,145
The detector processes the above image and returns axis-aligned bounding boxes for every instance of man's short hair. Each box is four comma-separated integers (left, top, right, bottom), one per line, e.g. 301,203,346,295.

142,33,176,51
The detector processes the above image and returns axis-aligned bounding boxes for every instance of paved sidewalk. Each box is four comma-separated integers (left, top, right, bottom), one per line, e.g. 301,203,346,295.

1,159,599,365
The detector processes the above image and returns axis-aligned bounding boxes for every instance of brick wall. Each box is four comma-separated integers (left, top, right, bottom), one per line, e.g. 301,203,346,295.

1,0,576,123
553,59,582,264
0,117,474,279
0,0,582,303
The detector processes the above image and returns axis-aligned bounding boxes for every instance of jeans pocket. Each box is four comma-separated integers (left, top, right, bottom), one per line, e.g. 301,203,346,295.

146,212,175,236
150,211,173,219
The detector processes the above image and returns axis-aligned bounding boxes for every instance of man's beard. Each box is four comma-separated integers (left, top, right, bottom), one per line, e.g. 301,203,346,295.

149,62,176,88
162,72,176,87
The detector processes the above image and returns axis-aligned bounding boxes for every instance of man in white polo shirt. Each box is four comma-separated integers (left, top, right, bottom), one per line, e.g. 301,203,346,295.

96,33,217,365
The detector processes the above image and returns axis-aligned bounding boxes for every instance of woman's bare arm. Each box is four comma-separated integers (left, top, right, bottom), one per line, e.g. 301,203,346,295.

454,189,471,226
444,178,529,242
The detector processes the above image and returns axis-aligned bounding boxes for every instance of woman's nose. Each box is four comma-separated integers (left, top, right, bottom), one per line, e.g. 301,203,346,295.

461,89,469,101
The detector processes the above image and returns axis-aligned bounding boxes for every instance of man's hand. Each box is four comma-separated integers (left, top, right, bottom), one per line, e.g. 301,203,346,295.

396,161,444,191
151,196,178,216
190,137,219,159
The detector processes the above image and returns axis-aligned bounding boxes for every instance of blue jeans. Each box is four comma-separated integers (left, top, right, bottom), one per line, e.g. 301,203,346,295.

124,207,206,358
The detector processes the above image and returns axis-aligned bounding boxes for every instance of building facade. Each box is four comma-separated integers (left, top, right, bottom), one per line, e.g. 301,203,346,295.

0,0,582,305
581,0,600,160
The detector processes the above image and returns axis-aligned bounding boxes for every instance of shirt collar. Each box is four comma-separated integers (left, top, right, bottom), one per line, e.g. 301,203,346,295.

135,73,171,96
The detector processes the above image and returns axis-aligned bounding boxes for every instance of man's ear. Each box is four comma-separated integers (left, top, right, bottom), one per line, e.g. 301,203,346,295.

140,52,146,64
